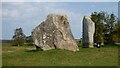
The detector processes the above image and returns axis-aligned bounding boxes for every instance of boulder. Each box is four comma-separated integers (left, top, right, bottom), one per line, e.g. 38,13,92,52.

32,14,79,51
82,16,95,48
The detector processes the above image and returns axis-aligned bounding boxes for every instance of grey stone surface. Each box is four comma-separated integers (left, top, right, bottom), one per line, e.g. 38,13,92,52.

32,14,79,51
82,16,95,48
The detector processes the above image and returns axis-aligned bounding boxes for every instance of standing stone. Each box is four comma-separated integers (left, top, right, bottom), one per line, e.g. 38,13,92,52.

82,16,95,48
32,14,79,52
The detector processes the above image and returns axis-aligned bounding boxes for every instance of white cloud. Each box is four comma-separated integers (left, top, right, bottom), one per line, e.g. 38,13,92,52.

2,2,70,19
2,9,8,17
2,2,84,39
2,3,40,20
0,9,2,18
2,2,117,39
91,5,96,8
42,6,83,38
9,2,26,5
2,0,26,2
0,9,2,40
2,0,120,2
3,9,20,19
10,10,19,18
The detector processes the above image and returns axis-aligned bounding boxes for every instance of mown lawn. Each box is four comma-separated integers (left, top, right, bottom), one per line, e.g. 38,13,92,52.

2,43,119,66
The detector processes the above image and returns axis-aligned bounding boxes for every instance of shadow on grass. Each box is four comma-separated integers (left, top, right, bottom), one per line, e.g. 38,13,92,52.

25,49,43,52
25,48,43,52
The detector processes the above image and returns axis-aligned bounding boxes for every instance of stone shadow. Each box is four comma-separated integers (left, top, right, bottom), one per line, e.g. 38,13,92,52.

25,49,41,52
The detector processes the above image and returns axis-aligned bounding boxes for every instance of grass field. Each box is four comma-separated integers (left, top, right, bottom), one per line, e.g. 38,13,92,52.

2,42,119,66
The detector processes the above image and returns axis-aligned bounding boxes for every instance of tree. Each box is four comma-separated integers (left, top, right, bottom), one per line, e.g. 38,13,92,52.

104,13,116,44
25,35,34,46
12,27,26,46
116,21,120,42
91,11,118,45
113,20,120,43
91,11,105,45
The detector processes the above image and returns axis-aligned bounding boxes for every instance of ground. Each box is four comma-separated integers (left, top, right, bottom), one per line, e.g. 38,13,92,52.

2,42,119,66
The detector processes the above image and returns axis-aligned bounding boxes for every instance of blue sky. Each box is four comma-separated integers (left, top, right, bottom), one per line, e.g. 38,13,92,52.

1,0,120,2
2,2,118,40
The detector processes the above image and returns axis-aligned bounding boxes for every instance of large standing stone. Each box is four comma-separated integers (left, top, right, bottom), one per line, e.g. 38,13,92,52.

82,16,95,48
32,14,79,51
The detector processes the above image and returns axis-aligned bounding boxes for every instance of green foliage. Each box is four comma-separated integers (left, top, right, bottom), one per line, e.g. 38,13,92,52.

91,11,119,44
91,11,105,44
78,38,83,47
12,28,26,46
25,35,34,46
104,13,116,44
77,40,82,47
113,21,120,43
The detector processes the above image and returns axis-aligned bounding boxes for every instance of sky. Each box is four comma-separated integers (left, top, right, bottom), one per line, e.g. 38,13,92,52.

1,0,120,2
1,2,118,40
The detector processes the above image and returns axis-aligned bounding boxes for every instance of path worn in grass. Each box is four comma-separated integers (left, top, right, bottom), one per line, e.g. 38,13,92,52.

2,44,119,66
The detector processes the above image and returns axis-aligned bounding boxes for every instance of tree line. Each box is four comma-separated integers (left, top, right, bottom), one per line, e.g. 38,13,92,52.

12,28,33,46
91,11,120,45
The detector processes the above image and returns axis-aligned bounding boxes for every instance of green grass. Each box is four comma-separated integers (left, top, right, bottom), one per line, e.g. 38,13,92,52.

2,42,119,66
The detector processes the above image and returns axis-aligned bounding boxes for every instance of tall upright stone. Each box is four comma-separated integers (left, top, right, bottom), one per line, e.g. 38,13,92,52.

82,16,95,48
32,14,79,52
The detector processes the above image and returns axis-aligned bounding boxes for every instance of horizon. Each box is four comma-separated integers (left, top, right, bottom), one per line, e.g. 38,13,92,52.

2,2,118,40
